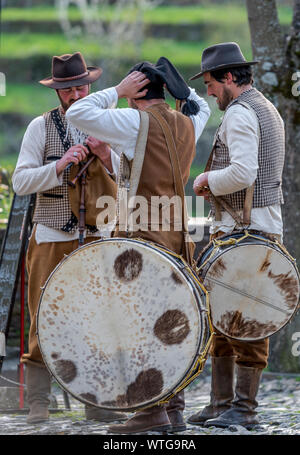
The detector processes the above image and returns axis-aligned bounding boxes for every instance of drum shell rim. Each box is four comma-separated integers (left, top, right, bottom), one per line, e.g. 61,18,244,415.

36,237,210,411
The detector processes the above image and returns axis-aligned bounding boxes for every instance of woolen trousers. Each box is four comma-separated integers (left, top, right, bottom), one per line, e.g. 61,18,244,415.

209,330,269,369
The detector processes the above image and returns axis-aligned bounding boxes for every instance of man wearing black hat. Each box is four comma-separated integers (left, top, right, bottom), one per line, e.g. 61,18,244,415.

189,42,285,429
12,52,123,424
66,56,210,433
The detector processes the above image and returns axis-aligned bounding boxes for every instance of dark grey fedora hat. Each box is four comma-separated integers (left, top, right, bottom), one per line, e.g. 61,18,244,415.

190,42,258,81
39,52,102,89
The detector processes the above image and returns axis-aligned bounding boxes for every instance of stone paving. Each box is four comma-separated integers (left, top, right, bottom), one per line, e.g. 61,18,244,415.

0,357,300,437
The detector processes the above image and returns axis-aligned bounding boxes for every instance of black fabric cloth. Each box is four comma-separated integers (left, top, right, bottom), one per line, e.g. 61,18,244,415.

128,56,189,100
128,57,199,116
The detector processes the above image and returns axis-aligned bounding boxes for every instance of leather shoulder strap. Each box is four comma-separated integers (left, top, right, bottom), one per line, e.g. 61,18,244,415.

116,110,149,234
50,108,71,152
146,106,188,231
128,110,149,202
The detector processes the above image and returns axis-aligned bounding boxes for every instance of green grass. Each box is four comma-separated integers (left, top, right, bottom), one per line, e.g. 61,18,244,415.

0,33,217,65
0,154,18,170
142,38,213,66
0,83,58,115
1,33,255,67
144,5,293,26
1,33,103,59
2,4,293,26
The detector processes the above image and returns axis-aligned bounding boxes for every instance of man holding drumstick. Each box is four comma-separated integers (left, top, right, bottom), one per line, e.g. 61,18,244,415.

12,52,122,424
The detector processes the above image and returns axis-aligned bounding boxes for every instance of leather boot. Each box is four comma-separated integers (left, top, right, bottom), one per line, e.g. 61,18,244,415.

108,405,172,434
187,356,235,426
85,404,127,422
166,391,186,432
26,364,51,424
205,364,262,429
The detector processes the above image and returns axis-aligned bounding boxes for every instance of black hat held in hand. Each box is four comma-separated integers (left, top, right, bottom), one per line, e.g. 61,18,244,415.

128,56,199,116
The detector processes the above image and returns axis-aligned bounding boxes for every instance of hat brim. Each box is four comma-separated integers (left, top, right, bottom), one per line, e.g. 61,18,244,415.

39,67,102,89
189,61,259,81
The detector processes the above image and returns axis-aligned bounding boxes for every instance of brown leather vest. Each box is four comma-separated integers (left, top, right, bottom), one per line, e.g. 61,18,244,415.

115,102,196,257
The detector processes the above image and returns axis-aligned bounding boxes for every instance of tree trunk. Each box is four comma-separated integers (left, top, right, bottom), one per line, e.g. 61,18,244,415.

246,0,300,372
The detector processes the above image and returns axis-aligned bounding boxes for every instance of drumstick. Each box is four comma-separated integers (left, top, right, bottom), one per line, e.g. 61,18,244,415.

67,155,96,188
205,276,290,315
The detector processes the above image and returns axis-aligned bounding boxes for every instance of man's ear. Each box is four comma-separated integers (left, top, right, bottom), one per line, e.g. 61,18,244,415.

224,72,234,85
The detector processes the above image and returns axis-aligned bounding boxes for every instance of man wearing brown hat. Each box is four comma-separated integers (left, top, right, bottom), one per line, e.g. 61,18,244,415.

66,56,210,433
12,52,123,424
188,42,285,429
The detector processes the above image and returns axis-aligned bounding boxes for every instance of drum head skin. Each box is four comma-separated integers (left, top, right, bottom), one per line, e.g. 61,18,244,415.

199,239,300,341
37,239,206,411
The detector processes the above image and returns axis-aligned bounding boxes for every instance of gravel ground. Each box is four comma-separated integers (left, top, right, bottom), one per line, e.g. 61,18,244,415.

0,356,299,438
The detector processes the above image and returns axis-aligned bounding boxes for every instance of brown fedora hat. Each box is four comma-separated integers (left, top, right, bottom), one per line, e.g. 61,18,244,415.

39,52,102,89
190,42,258,81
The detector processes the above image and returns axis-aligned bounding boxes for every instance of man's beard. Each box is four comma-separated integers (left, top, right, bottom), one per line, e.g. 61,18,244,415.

57,93,77,112
217,86,233,111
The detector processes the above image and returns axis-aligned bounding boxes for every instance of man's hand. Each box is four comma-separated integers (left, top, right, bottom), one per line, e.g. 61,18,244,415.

115,71,150,99
85,136,113,173
56,144,89,176
193,172,210,201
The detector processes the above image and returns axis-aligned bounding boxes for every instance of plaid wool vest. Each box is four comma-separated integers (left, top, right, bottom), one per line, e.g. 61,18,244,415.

210,88,285,214
32,107,97,235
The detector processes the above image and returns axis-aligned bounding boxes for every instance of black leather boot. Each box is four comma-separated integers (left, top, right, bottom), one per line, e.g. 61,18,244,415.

205,364,262,429
166,390,186,432
187,356,235,426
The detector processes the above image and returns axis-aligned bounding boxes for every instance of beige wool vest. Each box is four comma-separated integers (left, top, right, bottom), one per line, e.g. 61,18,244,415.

210,88,285,215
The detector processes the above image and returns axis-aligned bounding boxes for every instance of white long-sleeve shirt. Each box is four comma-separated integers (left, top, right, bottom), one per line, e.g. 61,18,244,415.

66,86,211,160
207,103,283,237
12,115,120,243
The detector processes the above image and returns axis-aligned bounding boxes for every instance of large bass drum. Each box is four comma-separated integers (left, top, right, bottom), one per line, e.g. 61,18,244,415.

37,238,211,412
197,230,300,341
